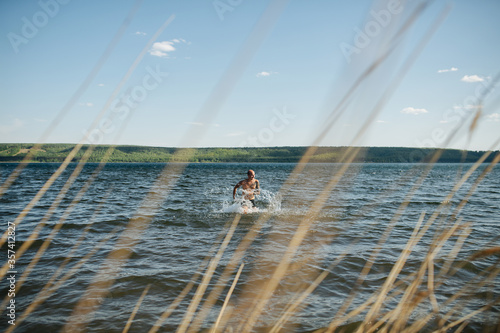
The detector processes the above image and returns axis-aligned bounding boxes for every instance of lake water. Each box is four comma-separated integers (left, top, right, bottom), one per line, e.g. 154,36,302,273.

0,162,499,332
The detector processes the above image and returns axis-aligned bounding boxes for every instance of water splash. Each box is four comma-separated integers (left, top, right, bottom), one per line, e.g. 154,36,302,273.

217,189,282,214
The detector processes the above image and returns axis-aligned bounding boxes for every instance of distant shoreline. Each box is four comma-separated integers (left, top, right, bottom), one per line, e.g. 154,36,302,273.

0,143,498,164
0,159,498,165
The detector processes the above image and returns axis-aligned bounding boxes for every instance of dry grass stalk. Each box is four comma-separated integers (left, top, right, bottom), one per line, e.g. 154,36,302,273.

223,6,443,330
176,215,241,333
149,206,267,332
269,251,350,333
62,161,186,332
0,11,176,247
185,213,272,332
0,0,148,200
471,248,500,261
210,262,245,333
4,191,111,329
231,148,362,332
148,268,204,333
327,132,499,332
0,155,115,306
0,146,105,282
0,144,88,249
361,211,426,330
122,284,151,333
5,226,120,333
382,155,500,332
437,263,500,328
381,152,498,331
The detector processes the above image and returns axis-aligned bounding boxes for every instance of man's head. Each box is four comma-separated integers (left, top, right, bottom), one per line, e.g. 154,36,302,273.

247,169,255,179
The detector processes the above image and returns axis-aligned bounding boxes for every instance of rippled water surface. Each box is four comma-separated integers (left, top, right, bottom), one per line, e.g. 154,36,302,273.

0,162,499,332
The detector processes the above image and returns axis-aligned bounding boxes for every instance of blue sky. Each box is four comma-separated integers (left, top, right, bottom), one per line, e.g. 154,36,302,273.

1,0,499,150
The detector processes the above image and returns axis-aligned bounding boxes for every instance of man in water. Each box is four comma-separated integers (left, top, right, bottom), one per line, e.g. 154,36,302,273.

233,169,260,207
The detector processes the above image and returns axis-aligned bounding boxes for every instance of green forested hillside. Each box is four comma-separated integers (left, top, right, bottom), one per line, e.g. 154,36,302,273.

0,143,496,163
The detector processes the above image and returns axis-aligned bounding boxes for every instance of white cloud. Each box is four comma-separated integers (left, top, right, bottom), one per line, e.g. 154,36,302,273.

453,104,481,111
149,39,190,57
153,42,176,52
149,49,168,57
79,102,94,107
149,41,176,57
437,67,458,73
0,118,23,134
486,113,500,122
401,107,428,115
135,31,147,36
461,75,484,83
256,71,278,77
98,83,105,87
375,120,387,123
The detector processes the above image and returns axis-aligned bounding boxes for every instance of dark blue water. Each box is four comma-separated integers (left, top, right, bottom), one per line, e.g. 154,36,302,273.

0,163,499,332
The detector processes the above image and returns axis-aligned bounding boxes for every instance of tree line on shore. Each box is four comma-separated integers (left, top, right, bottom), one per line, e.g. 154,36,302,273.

0,143,496,163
